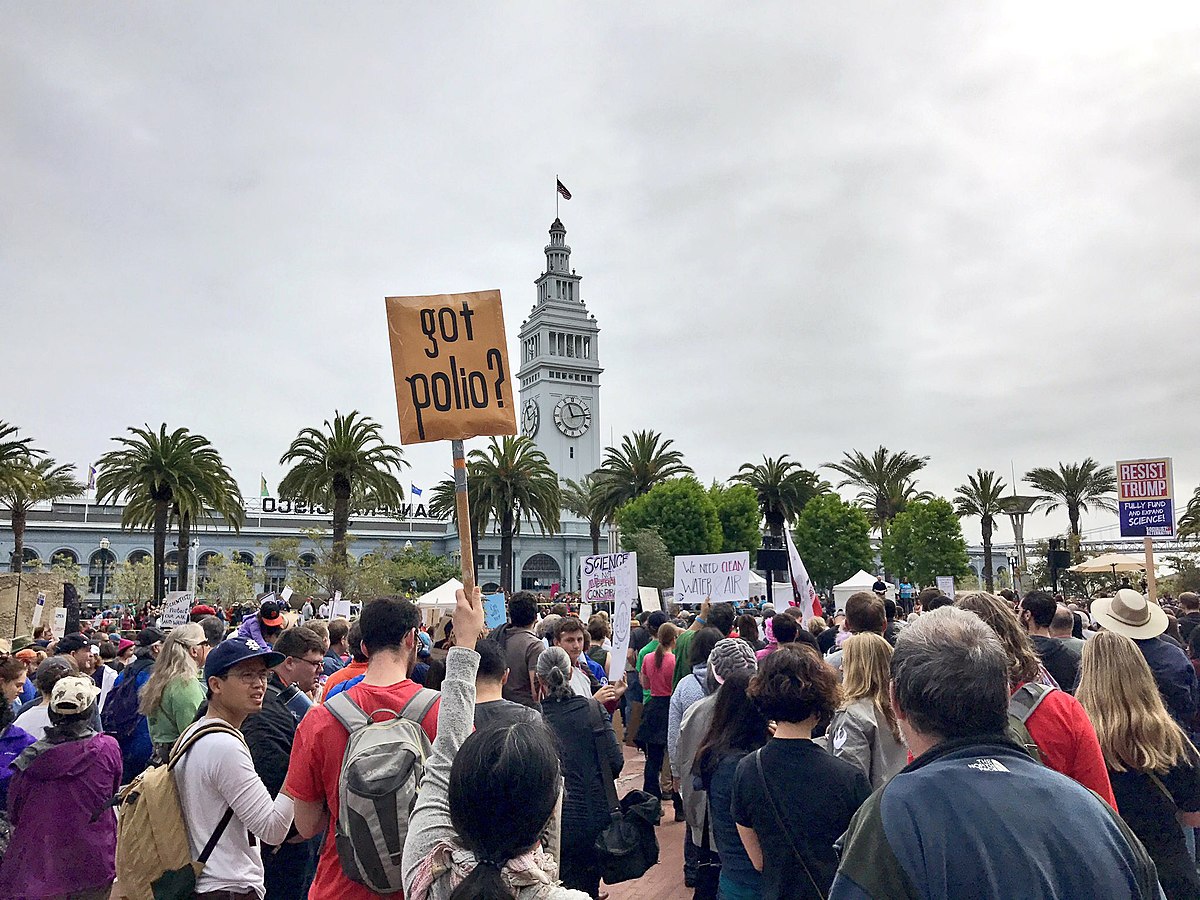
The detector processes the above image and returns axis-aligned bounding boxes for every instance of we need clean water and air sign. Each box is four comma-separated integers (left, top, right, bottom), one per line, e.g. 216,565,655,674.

1117,458,1175,538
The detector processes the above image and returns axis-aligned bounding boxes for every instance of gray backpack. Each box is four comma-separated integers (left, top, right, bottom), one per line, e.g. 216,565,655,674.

325,687,440,893
1007,682,1054,764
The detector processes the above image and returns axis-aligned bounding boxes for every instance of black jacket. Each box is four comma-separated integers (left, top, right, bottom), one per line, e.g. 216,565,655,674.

542,694,623,844
241,674,298,797
1179,612,1200,645
1031,635,1081,693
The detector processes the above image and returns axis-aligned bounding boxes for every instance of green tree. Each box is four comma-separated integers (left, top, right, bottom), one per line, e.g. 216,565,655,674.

620,528,674,590
0,422,39,496
1024,458,1118,539
792,494,875,592
595,430,692,518
278,411,408,593
42,552,89,598
469,436,561,592
954,469,1007,592
1177,486,1200,540
709,482,762,556
427,476,489,583
882,498,971,586
561,474,609,556
202,553,256,607
97,425,241,601
618,477,722,558
825,446,930,535
392,545,462,594
112,556,155,604
731,455,827,537
2,458,83,572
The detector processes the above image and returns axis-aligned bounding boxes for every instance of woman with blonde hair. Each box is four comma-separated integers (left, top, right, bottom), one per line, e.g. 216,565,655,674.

139,622,209,760
1078,631,1200,899
955,591,1117,809
823,632,905,788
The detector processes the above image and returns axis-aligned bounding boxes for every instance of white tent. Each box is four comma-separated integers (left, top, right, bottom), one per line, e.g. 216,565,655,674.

748,571,767,600
416,578,464,624
832,570,894,614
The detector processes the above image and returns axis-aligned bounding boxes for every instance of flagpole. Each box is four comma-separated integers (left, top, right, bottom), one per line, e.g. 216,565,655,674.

555,173,559,219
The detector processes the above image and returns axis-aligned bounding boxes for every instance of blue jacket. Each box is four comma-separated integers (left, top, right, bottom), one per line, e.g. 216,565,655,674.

831,736,1160,899
1135,636,1198,728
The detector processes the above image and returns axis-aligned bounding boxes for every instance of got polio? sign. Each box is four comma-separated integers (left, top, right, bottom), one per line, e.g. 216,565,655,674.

1117,457,1175,538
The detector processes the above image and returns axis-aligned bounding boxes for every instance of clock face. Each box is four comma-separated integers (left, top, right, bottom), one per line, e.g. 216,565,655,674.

553,396,591,438
521,399,540,438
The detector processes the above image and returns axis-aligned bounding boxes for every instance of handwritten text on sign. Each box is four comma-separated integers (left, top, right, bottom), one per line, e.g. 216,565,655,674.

581,552,638,682
385,291,518,444
674,552,751,605
1117,457,1175,538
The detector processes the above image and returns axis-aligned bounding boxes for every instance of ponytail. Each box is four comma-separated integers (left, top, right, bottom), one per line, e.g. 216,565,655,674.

449,862,512,900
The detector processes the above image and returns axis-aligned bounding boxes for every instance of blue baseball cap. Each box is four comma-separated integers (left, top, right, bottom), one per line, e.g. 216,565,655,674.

204,635,285,681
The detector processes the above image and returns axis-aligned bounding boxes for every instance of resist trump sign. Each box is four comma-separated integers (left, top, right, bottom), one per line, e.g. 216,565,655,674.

1117,458,1175,538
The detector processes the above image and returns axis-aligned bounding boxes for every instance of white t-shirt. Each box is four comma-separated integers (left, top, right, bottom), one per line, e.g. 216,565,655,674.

173,717,295,898
569,666,592,698
98,665,119,710
14,704,50,741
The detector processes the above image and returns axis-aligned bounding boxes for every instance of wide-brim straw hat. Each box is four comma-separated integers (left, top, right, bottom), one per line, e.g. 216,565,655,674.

1091,589,1168,640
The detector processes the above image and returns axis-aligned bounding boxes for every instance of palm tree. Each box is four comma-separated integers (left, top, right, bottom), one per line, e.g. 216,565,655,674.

469,436,560,592
595,430,692,518
954,469,1007,592
278,411,407,592
1024,458,1118,539
825,446,930,534
428,473,491,582
732,455,828,538
171,445,245,591
0,422,39,495
561,473,609,555
1,458,84,572
97,425,240,601
1179,485,1200,540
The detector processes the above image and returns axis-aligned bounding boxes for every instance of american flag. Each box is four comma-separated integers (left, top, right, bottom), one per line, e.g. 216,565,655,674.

556,179,572,200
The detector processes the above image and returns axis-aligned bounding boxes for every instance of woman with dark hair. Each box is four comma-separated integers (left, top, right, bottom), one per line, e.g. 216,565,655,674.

403,588,590,900
735,615,763,651
732,646,871,900
695,670,771,900
537,647,623,897
0,657,35,808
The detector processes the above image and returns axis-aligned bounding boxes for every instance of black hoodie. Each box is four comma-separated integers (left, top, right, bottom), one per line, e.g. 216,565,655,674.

1031,635,1080,693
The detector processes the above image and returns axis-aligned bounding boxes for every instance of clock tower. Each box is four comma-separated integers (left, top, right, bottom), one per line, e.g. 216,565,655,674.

517,217,603,482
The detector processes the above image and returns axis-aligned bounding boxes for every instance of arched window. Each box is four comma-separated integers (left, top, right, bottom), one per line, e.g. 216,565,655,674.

197,551,220,591
51,549,79,567
233,551,255,568
20,548,39,572
127,550,151,565
521,553,562,592
264,554,288,594
89,548,117,596
298,553,317,575
164,550,179,593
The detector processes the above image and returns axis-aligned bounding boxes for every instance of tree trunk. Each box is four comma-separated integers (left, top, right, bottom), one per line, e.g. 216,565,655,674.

153,500,169,601
1068,504,1081,539
590,521,601,556
177,509,191,594
64,582,80,637
499,510,515,593
982,518,994,592
766,511,783,539
10,508,26,572
331,479,351,594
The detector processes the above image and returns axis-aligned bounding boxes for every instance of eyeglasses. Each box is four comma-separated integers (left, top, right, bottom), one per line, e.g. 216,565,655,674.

291,656,323,669
227,669,270,685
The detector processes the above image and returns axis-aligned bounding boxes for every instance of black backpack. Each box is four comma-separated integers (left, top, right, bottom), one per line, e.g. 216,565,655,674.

102,666,146,745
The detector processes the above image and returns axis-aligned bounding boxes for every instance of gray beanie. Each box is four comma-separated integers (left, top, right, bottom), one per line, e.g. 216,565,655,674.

708,637,757,686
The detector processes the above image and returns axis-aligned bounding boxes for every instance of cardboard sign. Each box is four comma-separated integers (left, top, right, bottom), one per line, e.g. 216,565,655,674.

160,591,194,629
935,576,956,600
31,592,46,628
638,586,661,612
580,552,639,682
1117,458,1175,538
331,590,351,620
483,592,507,630
673,552,750,606
51,608,67,640
385,290,518,444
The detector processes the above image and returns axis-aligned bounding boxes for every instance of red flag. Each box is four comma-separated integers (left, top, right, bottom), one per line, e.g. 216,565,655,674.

556,179,572,200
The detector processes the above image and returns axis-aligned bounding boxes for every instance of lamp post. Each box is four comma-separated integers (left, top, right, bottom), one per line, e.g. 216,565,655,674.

999,496,1040,596
97,537,111,611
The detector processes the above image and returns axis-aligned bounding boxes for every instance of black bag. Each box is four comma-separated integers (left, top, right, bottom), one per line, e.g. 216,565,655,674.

588,701,661,884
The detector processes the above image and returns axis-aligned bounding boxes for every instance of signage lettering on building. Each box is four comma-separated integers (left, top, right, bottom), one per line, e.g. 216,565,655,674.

249,497,445,521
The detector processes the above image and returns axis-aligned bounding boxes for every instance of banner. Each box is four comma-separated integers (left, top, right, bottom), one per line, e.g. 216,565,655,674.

483,592,507,631
385,290,518,444
159,591,194,629
580,551,638,682
784,530,819,625
1117,458,1175,538
673,552,750,606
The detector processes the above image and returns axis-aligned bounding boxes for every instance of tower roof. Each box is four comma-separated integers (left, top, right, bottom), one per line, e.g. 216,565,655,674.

549,217,566,233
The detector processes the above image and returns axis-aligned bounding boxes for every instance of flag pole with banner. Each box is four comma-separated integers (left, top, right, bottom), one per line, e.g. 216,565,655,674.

784,528,820,625
385,290,518,595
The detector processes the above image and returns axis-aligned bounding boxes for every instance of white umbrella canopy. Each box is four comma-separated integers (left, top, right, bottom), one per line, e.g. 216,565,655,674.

1070,553,1146,574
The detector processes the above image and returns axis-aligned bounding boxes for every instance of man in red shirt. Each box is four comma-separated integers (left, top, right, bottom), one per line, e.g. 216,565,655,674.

284,597,439,900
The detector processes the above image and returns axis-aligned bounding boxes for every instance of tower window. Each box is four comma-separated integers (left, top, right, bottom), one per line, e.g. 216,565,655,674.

570,447,574,459
548,331,556,355
583,337,590,359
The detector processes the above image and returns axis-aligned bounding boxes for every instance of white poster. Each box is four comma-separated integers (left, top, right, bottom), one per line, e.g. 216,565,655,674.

31,592,46,628
638,586,661,612
280,586,294,603
579,601,593,621
935,576,956,600
580,551,638,682
51,608,67,640
159,591,194,629
673,552,751,606
332,591,351,620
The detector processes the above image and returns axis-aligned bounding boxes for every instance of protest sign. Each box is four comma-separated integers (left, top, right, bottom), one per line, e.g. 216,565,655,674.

579,601,593,621
51,608,67,640
159,591,194,629
385,290,517,445
581,551,638,682
638,586,661,612
935,576,955,600
673,552,751,606
280,586,294,604
31,592,46,628
483,592,507,631
1117,458,1175,538
332,591,351,620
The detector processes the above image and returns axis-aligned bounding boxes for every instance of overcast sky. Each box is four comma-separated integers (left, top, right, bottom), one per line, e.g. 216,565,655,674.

4,3,1199,546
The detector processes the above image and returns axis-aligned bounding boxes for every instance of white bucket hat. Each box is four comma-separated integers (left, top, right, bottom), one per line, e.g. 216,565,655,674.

1090,589,1167,640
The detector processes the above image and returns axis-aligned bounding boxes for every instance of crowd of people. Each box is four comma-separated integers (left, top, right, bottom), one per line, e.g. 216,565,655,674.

0,579,1198,898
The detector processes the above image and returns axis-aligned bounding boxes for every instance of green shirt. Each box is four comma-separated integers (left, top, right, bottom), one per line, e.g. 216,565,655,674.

637,639,659,703
672,629,699,690
148,675,206,745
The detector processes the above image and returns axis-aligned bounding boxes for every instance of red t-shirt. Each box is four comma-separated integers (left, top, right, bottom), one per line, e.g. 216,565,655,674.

284,678,440,900
1018,683,1118,812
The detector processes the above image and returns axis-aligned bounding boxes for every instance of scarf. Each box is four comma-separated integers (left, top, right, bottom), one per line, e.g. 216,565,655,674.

407,840,562,900
12,707,98,771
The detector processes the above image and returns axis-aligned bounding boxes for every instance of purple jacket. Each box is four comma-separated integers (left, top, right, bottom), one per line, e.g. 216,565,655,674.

236,614,267,646
0,725,35,807
0,734,122,899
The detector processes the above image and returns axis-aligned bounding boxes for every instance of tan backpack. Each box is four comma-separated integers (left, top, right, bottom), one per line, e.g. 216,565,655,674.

113,720,244,900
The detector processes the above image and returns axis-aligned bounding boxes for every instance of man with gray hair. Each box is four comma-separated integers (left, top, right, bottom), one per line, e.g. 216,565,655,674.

831,607,1161,899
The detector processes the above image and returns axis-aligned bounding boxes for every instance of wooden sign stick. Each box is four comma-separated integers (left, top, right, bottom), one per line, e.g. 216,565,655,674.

452,439,476,595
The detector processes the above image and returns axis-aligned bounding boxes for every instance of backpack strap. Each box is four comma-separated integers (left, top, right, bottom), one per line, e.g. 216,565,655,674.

167,721,245,772
587,699,620,815
753,748,827,900
399,687,440,730
325,690,373,733
1009,683,1055,725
